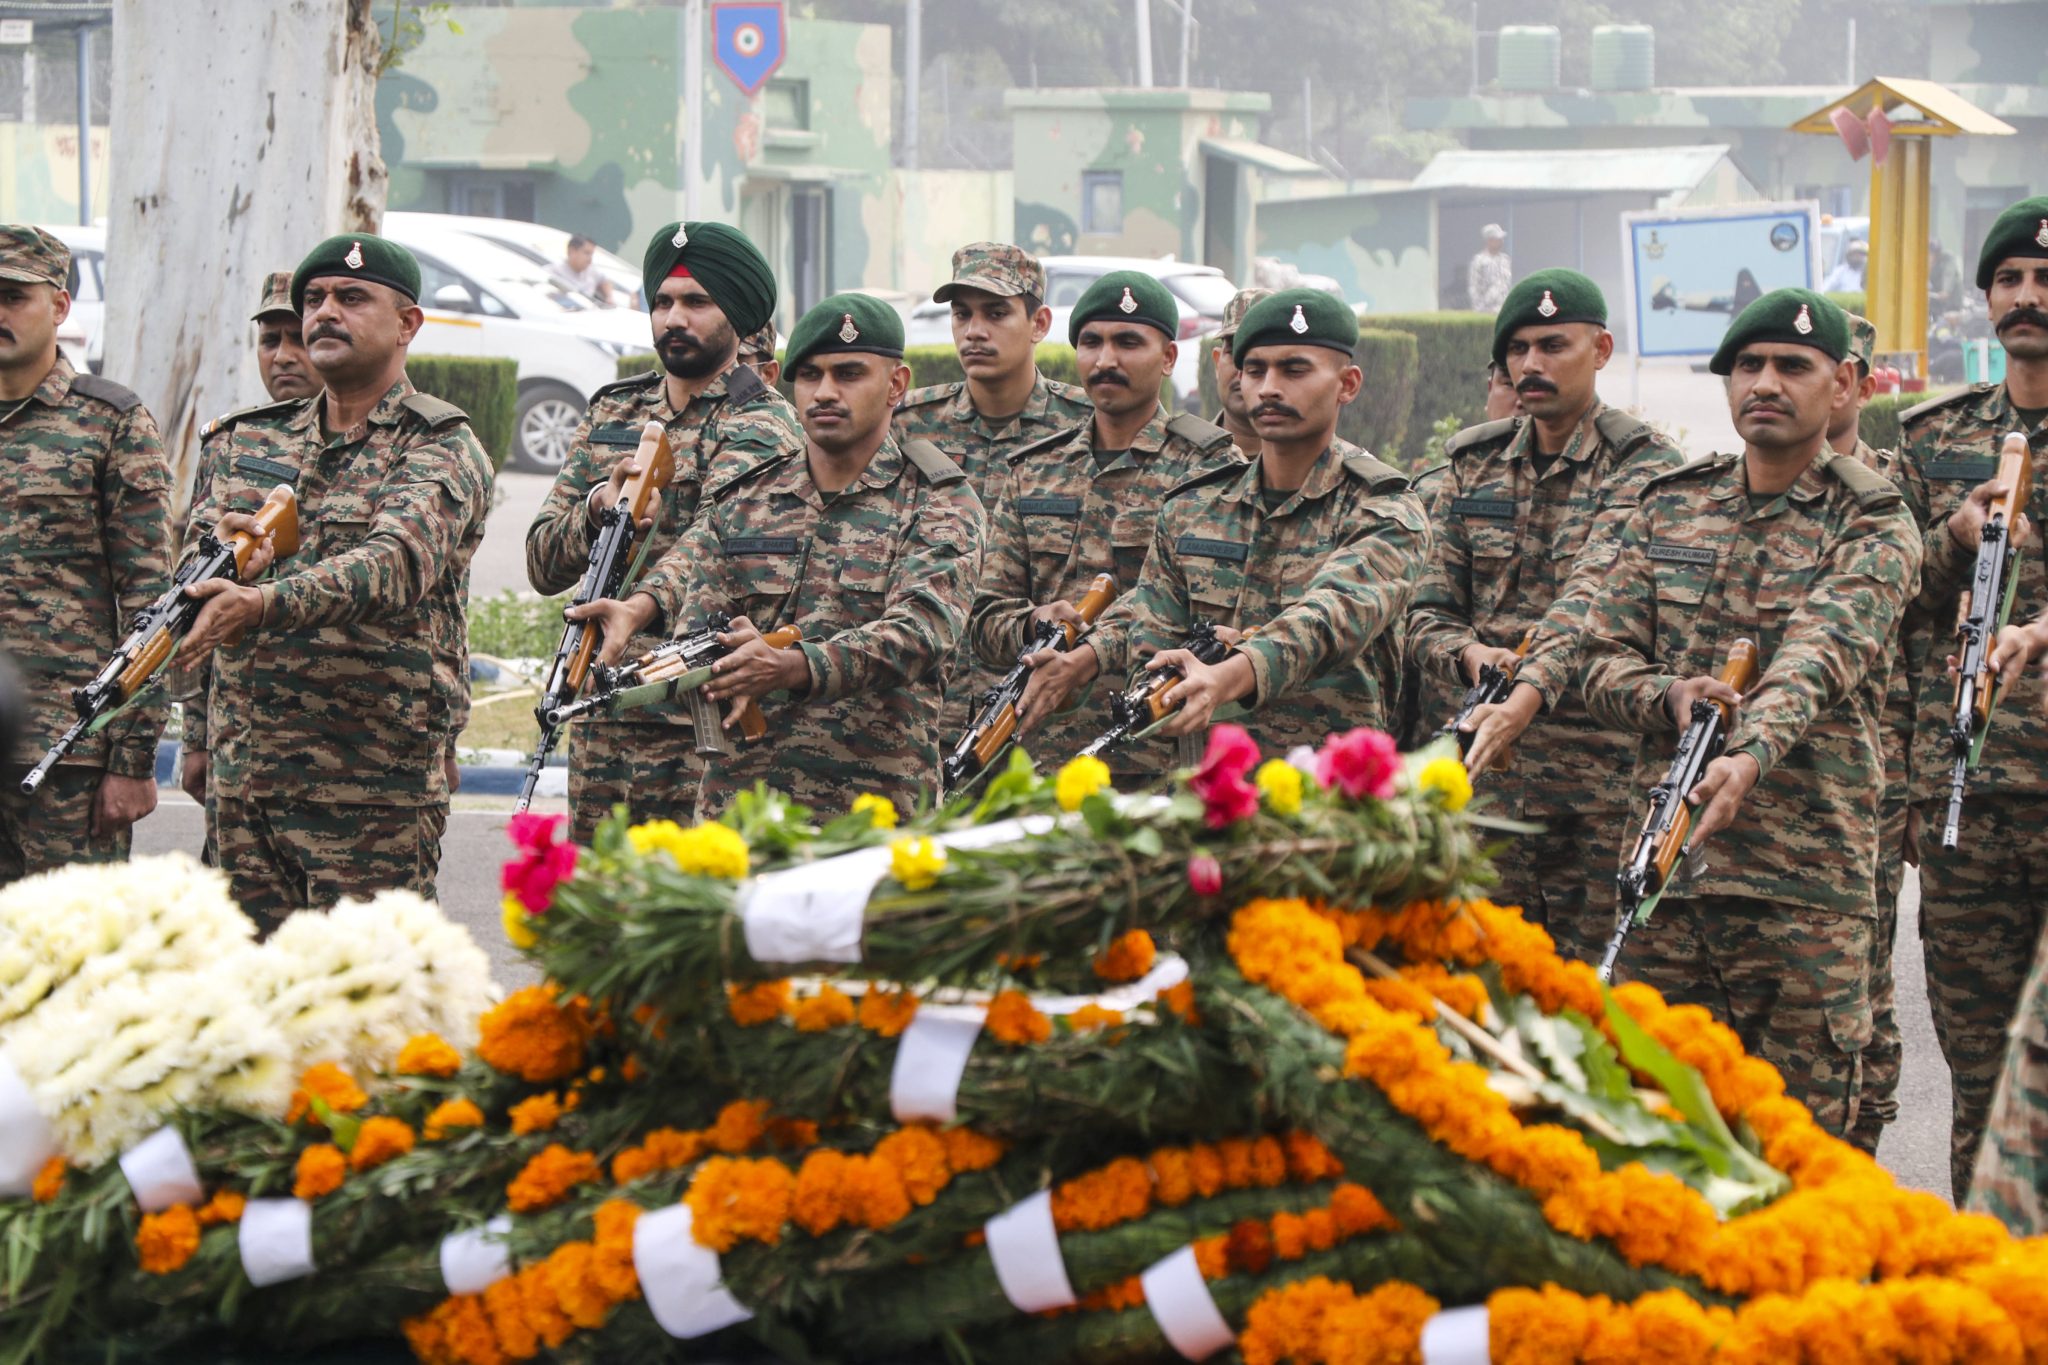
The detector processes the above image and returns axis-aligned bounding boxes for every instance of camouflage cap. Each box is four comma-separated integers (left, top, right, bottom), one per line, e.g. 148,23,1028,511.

931,242,1046,304
252,271,297,321
1213,287,1274,340
1845,311,1878,375
0,225,69,289
738,321,779,362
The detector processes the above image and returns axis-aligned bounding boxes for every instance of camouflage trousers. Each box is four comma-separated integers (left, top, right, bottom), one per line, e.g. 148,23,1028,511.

1965,923,2048,1237
1488,809,1622,969
568,721,703,847
1618,894,1873,1143
1849,798,1908,1152
0,764,128,886
1916,791,2047,1195
215,794,448,935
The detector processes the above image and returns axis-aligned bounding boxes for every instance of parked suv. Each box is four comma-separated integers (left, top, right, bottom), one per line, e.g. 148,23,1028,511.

386,211,643,310
38,223,104,374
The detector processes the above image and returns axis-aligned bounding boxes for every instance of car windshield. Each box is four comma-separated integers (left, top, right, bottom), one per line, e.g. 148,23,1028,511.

1164,273,1237,317
400,236,589,318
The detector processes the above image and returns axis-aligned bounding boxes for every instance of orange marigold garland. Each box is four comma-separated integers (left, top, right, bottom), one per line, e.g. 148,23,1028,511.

727,980,791,1027
790,985,856,1033
508,1144,603,1214
985,990,1052,1046
195,1190,246,1226
294,1144,347,1201
135,1204,202,1276
1093,929,1157,983
508,1092,565,1136
1238,1276,1441,1365
396,1033,464,1079
857,988,919,1037
30,1155,65,1203
350,1116,417,1173
286,1062,369,1125
425,1098,486,1141
477,986,592,1084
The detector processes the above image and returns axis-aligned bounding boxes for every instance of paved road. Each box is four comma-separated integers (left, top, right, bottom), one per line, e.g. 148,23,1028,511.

473,469,555,599
132,793,1958,1204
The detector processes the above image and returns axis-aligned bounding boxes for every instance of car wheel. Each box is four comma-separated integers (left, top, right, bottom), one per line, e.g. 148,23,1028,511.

512,383,585,474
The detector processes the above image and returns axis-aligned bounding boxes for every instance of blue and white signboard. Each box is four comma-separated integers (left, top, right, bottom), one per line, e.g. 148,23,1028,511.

1621,203,1823,359
713,3,786,97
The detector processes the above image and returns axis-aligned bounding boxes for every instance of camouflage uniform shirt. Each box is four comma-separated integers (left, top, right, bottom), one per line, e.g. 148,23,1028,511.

1091,440,1428,757
1577,448,1921,917
188,379,492,805
1408,402,1686,817
1968,927,2048,1235
524,365,803,730
892,371,1093,508
969,406,1243,773
0,357,173,777
636,435,986,817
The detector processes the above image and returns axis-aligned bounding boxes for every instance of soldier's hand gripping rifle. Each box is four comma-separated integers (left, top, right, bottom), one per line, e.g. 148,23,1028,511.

1077,619,1253,761
1438,630,1534,759
516,424,678,813
542,614,802,758
1599,637,1759,983
1941,431,2033,850
22,484,301,796
941,573,1116,797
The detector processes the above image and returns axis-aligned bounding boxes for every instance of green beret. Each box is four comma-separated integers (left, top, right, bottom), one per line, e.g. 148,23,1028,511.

1708,287,1849,376
1068,270,1178,344
641,221,777,335
784,292,904,373
1975,196,2048,289
1491,268,1607,366
291,235,420,312
1231,288,1358,363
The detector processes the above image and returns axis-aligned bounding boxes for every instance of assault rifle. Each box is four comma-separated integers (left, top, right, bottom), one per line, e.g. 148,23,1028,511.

22,484,301,796
1078,619,1250,762
1439,630,1534,758
542,614,802,758
1941,431,2033,850
516,424,676,812
941,573,1116,797
1600,637,1759,983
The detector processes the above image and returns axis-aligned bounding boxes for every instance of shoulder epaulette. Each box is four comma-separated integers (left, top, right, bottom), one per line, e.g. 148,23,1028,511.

896,381,964,410
1409,460,1451,490
401,392,467,429
1592,407,1660,457
726,363,769,405
1006,423,1085,465
1164,411,1236,452
1164,458,1249,502
707,448,793,501
1899,384,1988,429
1824,452,1903,509
201,396,299,440
589,370,662,404
1642,451,1733,492
68,373,142,414
1340,449,1411,493
1442,416,1520,460
902,437,967,487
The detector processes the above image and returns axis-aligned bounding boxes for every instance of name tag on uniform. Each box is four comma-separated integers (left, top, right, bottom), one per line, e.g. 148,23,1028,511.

1451,496,1516,519
1176,535,1249,563
589,423,644,447
1647,542,1716,567
1925,458,1997,483
1016,496,1082,517
233,455,298,486
721,536,800,556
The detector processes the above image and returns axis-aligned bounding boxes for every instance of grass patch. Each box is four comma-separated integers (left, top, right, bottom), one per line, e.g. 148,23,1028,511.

469,589,569,660
458,689,542,757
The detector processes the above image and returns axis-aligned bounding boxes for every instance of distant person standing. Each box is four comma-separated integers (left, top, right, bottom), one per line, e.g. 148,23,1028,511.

1823,239,1869,294
1929,238,1965,316
549,234,618,308
1468,224,1513,314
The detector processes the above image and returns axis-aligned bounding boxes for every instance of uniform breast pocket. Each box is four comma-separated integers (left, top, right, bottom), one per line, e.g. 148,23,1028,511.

724,549,802,627
1020,504,1083,588
1652,570,1706,660
317,490,377,558
11,463,98,558
830,554,894,628
1182,560,1242,626
1108,511,1154,591
1755,555,1820,620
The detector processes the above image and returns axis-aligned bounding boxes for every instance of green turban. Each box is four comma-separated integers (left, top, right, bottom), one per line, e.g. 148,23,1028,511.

1974,196,2048,289
1709,288,1849,376
291,235,420,312
1068,270,1178,344
783,292,905,373
1231,288,1358,363
641,222,777,335
1491,268,1607,366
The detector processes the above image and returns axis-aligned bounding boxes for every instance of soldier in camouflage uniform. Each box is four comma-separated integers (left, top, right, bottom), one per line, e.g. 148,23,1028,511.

525,221,799,842
1393,459,1452,750
178,235,492,928
1031,289,1427,757
893,243,1091,743
1207,287,1271,450
1970,931,2048,1235
1412,270,1686,964
574,294,983,817
970,271,1242,786
0,226,171,884
1575,290,1920,1138
738,320,781,388
1891,196,2048,1191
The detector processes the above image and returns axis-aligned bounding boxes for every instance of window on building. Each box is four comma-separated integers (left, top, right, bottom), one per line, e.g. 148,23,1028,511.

765,78,809,131
1081,170,1123,235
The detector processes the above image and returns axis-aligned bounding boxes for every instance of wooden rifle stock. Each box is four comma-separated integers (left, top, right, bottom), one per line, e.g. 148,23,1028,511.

570,427,679,693
1647,637,1758,888
968,573,1119,768
690,625,802,757
1957,432,2033,731
1143,625,1260,724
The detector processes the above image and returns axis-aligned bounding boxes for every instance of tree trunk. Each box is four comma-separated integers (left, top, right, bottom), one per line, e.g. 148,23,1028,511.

104,0,384,516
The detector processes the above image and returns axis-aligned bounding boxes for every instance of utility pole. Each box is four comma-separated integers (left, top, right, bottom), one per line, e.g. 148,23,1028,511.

684,0,704,219
904,0,920,169
1177,0,1193,87
1134,0,1152,87
75,22,93,224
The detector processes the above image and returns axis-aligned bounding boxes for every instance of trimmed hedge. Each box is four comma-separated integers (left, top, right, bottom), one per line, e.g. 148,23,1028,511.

1860,388,1952,452
618,354,656,379
1353,312,1496,466
623,345,1088,390
1196,327,1420,463
1825,291,1868,317
408,355,517,472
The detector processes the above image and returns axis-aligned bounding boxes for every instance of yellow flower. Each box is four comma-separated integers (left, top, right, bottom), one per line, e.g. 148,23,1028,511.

1254,759,1304,817
1417,755,1472,812
850,793,899,829
631,819,753,880
502,893,538,950
889,837,946,891
1055,755,1112,812
626,818,687,860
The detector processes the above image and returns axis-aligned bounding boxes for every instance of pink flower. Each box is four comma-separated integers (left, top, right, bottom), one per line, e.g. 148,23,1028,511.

1315,728,1400,801
1187,854,1223,897
502,814,577,914
1189,724,1261,829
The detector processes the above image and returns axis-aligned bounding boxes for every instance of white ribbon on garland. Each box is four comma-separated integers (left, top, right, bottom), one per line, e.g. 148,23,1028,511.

983,1189,1076,1312
1139,1244,1235,1360
1420,1305,1490,1363
887,1011,984,1123
439,1214,514,1296
118,1127,204,1212
240,1197,317,1287
633,1204,752,1338
0,1052,56,1198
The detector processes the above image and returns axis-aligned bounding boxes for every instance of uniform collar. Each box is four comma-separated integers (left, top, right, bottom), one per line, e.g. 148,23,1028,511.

293,376,413,443
1507,398,1604,469
1707,448,1832,513
952,371,1061,432
26,354,75,408
770,432,905,508
1990,381,2048,433
1090,403,1171,467
1220,442,1346,513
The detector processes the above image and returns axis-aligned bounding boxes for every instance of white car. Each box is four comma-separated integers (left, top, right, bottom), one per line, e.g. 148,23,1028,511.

381,219,653,472
904,256,1239,407
38,223,104,374
386,211,642,310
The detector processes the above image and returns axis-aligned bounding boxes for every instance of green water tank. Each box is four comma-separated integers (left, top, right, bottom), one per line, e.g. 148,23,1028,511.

1590,24,1655,91
1496,25,1562,91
